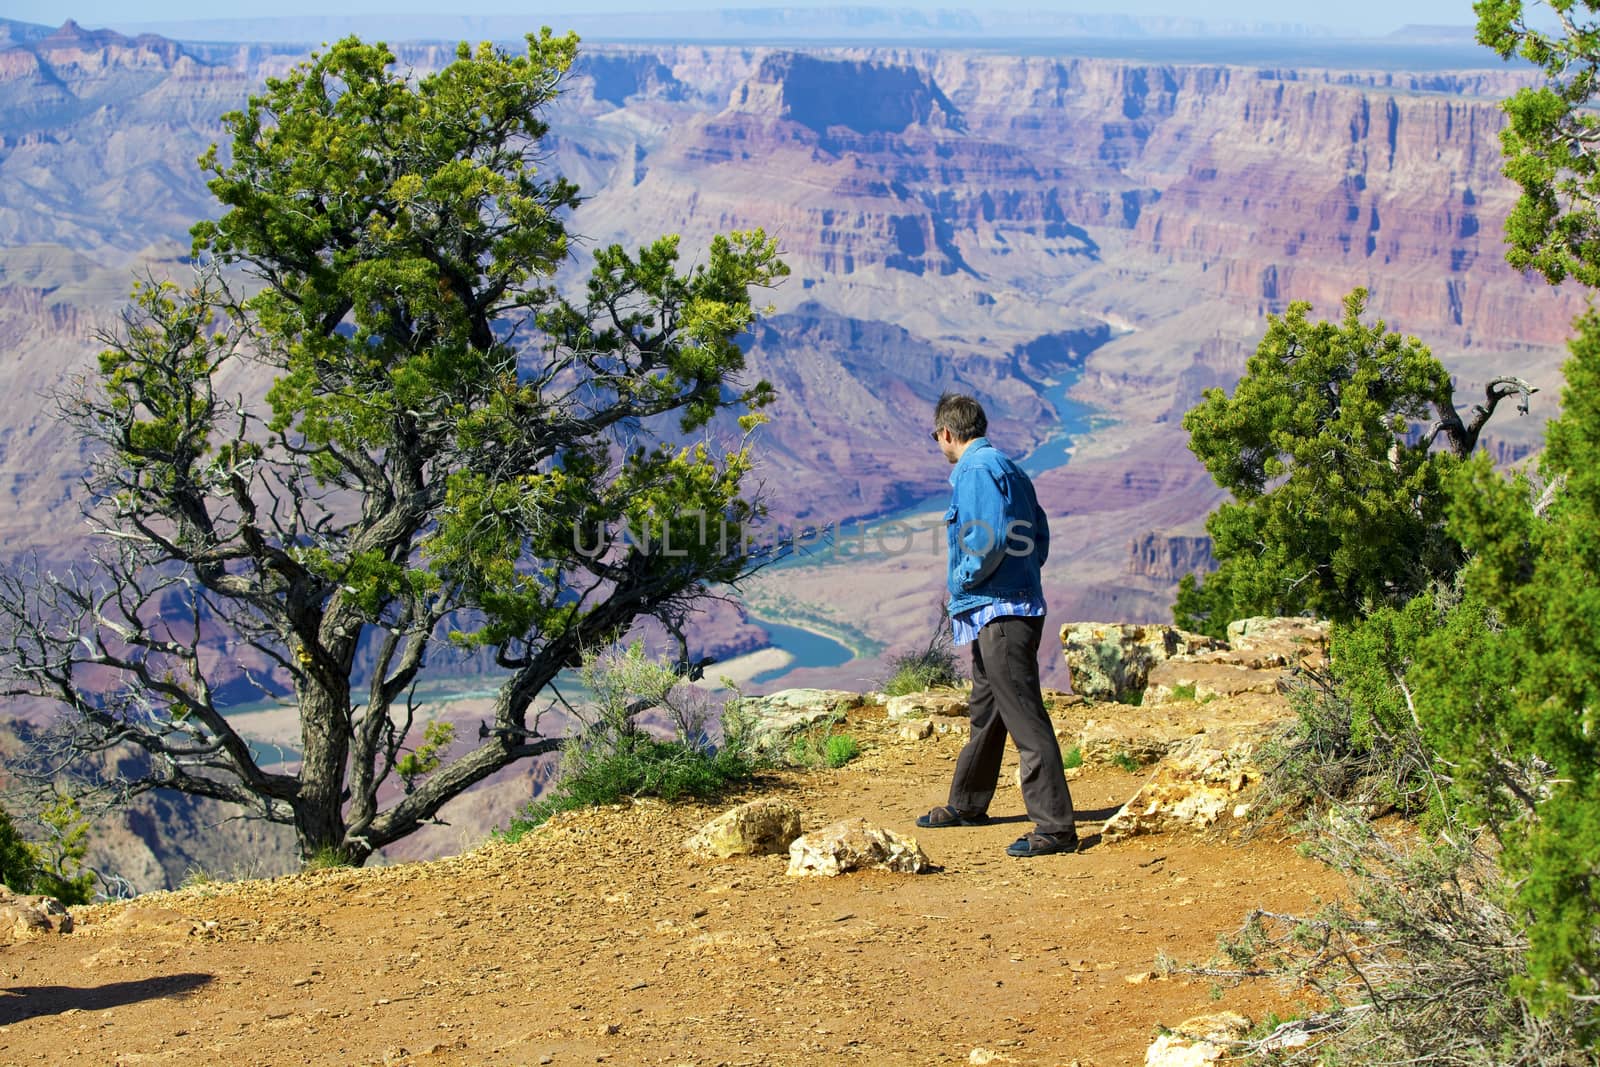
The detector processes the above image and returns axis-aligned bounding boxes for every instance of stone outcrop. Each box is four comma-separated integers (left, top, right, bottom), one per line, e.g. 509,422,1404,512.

1059,623,1225,702
1066,617,1331,837
1061,616,1327,706
1101,727,1266,840
734,689,861,756
786,818,930,877
0,885,72,940
683,799,802,858
1226,616,1331,665
884,689,968,720
1144,616,1327,703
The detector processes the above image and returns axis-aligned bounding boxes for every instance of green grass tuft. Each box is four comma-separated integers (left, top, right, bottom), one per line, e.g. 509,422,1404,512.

823,734,861,768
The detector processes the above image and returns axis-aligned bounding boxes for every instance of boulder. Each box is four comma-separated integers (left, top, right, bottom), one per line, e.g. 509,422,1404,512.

683,799,803,858
1059,623,1224,702
786,818,930,877
884,689,969,720
0,885,73,941
733,689,861,755
1102,727,1269,841
898,719,934,741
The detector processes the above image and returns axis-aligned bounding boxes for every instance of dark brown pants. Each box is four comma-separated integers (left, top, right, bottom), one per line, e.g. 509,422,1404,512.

947,614,1076,835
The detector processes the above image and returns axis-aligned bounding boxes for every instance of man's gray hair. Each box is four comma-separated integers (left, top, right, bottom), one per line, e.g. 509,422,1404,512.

934,392,987,442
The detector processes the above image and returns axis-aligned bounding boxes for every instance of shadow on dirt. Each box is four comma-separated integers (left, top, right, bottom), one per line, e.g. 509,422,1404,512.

0,973,213,1024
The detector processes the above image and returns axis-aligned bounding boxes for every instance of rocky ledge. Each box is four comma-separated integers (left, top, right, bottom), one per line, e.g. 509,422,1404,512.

714,615,1328,850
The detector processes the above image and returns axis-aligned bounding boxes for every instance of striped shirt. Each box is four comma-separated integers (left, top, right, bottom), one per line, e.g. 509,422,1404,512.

950,595,1047,646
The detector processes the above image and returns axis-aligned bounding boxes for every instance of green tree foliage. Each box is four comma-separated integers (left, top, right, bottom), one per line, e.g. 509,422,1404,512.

1477,0,1600,286
1183,7,1600,1051
1393,315,1600,1012
1375,0,1600,1014
0,33,787,865
0,803,36,895
1175,289,1531,635
0,798,94,904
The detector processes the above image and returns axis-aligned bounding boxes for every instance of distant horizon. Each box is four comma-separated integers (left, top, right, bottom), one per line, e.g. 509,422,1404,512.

2,2,1483,41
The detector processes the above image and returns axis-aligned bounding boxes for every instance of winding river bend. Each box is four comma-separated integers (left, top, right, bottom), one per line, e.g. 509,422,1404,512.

745,365,1099,687
223,370,1097,736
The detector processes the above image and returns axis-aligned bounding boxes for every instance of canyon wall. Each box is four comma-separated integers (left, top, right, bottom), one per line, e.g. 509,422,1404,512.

0,24,1572,631
0,20,1578,882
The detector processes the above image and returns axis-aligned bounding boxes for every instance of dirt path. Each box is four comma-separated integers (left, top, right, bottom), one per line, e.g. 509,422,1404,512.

0,713,1342,1067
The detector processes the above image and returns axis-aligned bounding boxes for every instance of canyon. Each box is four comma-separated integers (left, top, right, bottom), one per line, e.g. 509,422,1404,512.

0,17,1579,882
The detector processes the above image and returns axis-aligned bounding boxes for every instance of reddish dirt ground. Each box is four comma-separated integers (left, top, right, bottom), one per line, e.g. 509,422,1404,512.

0,710,1343,1067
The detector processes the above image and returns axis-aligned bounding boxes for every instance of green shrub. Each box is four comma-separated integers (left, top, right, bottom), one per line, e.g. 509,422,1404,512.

778,708,863,769
1250,603,1444,825
881,622,963,696
0,804,37,894
1190,805,1595,1064
1331,319,1600,1014
304,845,358,871
0,797,93,904
501,740,754,841
1063,746,1083,770
1111,751,1141,773
497,644,758,842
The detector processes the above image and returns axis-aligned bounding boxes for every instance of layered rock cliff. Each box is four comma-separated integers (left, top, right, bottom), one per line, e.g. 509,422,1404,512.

0,21,1572,669
0,20,1578,883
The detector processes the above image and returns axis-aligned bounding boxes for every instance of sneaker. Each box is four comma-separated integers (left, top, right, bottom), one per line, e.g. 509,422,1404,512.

1006,831,1078,857
916,805,990,828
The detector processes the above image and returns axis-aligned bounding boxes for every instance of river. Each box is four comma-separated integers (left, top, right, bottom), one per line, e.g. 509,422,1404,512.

745,365,1099,685
222,366,1096,736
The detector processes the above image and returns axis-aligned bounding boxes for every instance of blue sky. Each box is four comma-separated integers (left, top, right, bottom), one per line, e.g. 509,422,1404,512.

8,1,1483,37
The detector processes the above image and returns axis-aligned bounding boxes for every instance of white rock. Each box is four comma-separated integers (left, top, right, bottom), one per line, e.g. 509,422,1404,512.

1146,1011,1253,1066
1172,1011,1251,1042
786,818,930,877
1102,728,1267,841
736,689,859,754
1144,1034,1223,1067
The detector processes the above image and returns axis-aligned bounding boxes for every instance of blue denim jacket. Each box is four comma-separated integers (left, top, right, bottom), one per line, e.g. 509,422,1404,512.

945,437,1050,617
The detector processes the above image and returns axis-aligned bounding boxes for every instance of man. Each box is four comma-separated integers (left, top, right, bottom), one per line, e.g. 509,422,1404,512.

916,392,1078,857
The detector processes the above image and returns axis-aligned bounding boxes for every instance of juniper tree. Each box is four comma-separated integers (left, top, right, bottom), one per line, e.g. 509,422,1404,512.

0,33,788,865
1176,288,1532,635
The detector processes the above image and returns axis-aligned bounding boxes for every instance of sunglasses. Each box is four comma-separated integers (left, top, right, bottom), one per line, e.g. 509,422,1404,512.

929,427,944,442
